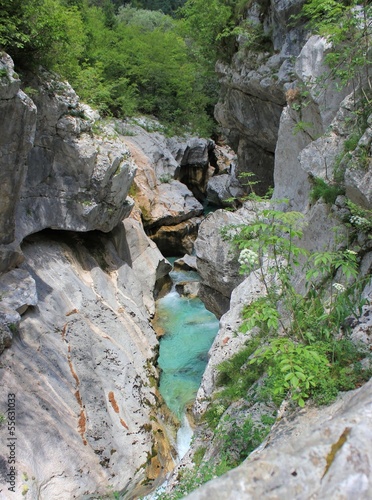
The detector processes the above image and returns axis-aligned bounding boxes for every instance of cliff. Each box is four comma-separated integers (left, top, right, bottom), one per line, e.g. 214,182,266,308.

165,1,372,497
0,53,209,497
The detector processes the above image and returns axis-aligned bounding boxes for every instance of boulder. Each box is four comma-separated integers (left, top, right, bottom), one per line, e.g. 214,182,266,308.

194,204,260,316
175,281,200,298
167,136,215,200
111,217,172,316
174,255,198,272
0,268,37,314
149,217,204,256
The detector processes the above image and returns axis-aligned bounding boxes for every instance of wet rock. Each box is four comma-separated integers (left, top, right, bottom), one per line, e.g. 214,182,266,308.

175,281,200,298
174,255,198,272
149,217,203,256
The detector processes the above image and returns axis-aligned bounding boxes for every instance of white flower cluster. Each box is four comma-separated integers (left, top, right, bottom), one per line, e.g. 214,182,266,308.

238,248,258,268
350,215,370,231
332,283,346,292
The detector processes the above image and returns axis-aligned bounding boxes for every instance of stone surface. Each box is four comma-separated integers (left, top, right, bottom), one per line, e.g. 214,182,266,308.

187,378,372,500
214,0,308,195
17,72,137,239
0,231,173,499
149,217,204,256
111,217,172,316
174,255,198,272
344,115,372,209
175,281,200,298
124,138,204,230
194,272,267,416
0,306,21,354
171,137,215,201
0,54,37,272
0,268,37,315
273,36,356,211
194,203,261,316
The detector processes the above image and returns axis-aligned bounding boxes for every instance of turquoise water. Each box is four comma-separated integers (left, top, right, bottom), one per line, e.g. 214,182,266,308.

157,270,219,421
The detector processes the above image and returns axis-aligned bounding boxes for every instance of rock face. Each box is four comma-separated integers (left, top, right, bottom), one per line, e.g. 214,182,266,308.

111,217,172,316
193,272,267,416
179,9,372,499
0,55,176,497
123,132,205,255
17,70,136,240
0,54,36,272
273,36,354,211
0,227,174,499
214,0,308,195
187,378,372,500
194,203,264,317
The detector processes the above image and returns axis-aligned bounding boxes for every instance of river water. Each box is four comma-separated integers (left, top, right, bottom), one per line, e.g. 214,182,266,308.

155,263,219,457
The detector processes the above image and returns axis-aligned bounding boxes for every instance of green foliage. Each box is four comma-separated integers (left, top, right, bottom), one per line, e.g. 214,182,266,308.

0,0,86,78
310,177,345,205
117,5,175,30
218,414,272,465
127,0,186,17
250,338,330,407
217,18,272,52
160,459,231,500
347,200,372,233
217,191,370,410
300,0,372,90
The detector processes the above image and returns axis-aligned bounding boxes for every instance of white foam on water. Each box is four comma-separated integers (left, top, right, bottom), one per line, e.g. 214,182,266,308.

176,414,193,461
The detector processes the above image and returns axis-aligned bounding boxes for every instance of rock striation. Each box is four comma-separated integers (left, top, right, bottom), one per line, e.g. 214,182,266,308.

0,230,173,499
0,54,175,498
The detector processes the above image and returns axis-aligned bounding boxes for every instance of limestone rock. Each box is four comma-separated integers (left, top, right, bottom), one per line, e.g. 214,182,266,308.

0,54,37,272
167,136,215,200
295,35,353,128
194,204,259,316
111,217,172,316
0,306,20,354
344,117,372,209
149,217,204,256
194,271,267,417
17,72,136,238
175,281,200,298
187,378,372,500
214,0,308,195
174,255,198,272
206,174,237,207
0,231,170,498
121,123,180,180
0,268,37,314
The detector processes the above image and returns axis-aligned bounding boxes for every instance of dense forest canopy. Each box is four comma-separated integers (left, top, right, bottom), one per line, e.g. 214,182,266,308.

0,0,370,135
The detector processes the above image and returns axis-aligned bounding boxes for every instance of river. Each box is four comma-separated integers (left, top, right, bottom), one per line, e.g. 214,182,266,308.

155,262,219,459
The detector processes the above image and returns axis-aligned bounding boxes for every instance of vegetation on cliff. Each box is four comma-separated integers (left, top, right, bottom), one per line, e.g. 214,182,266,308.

0,0,241,135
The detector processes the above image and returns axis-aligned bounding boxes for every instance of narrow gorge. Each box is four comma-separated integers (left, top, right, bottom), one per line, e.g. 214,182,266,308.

1,0,372,499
